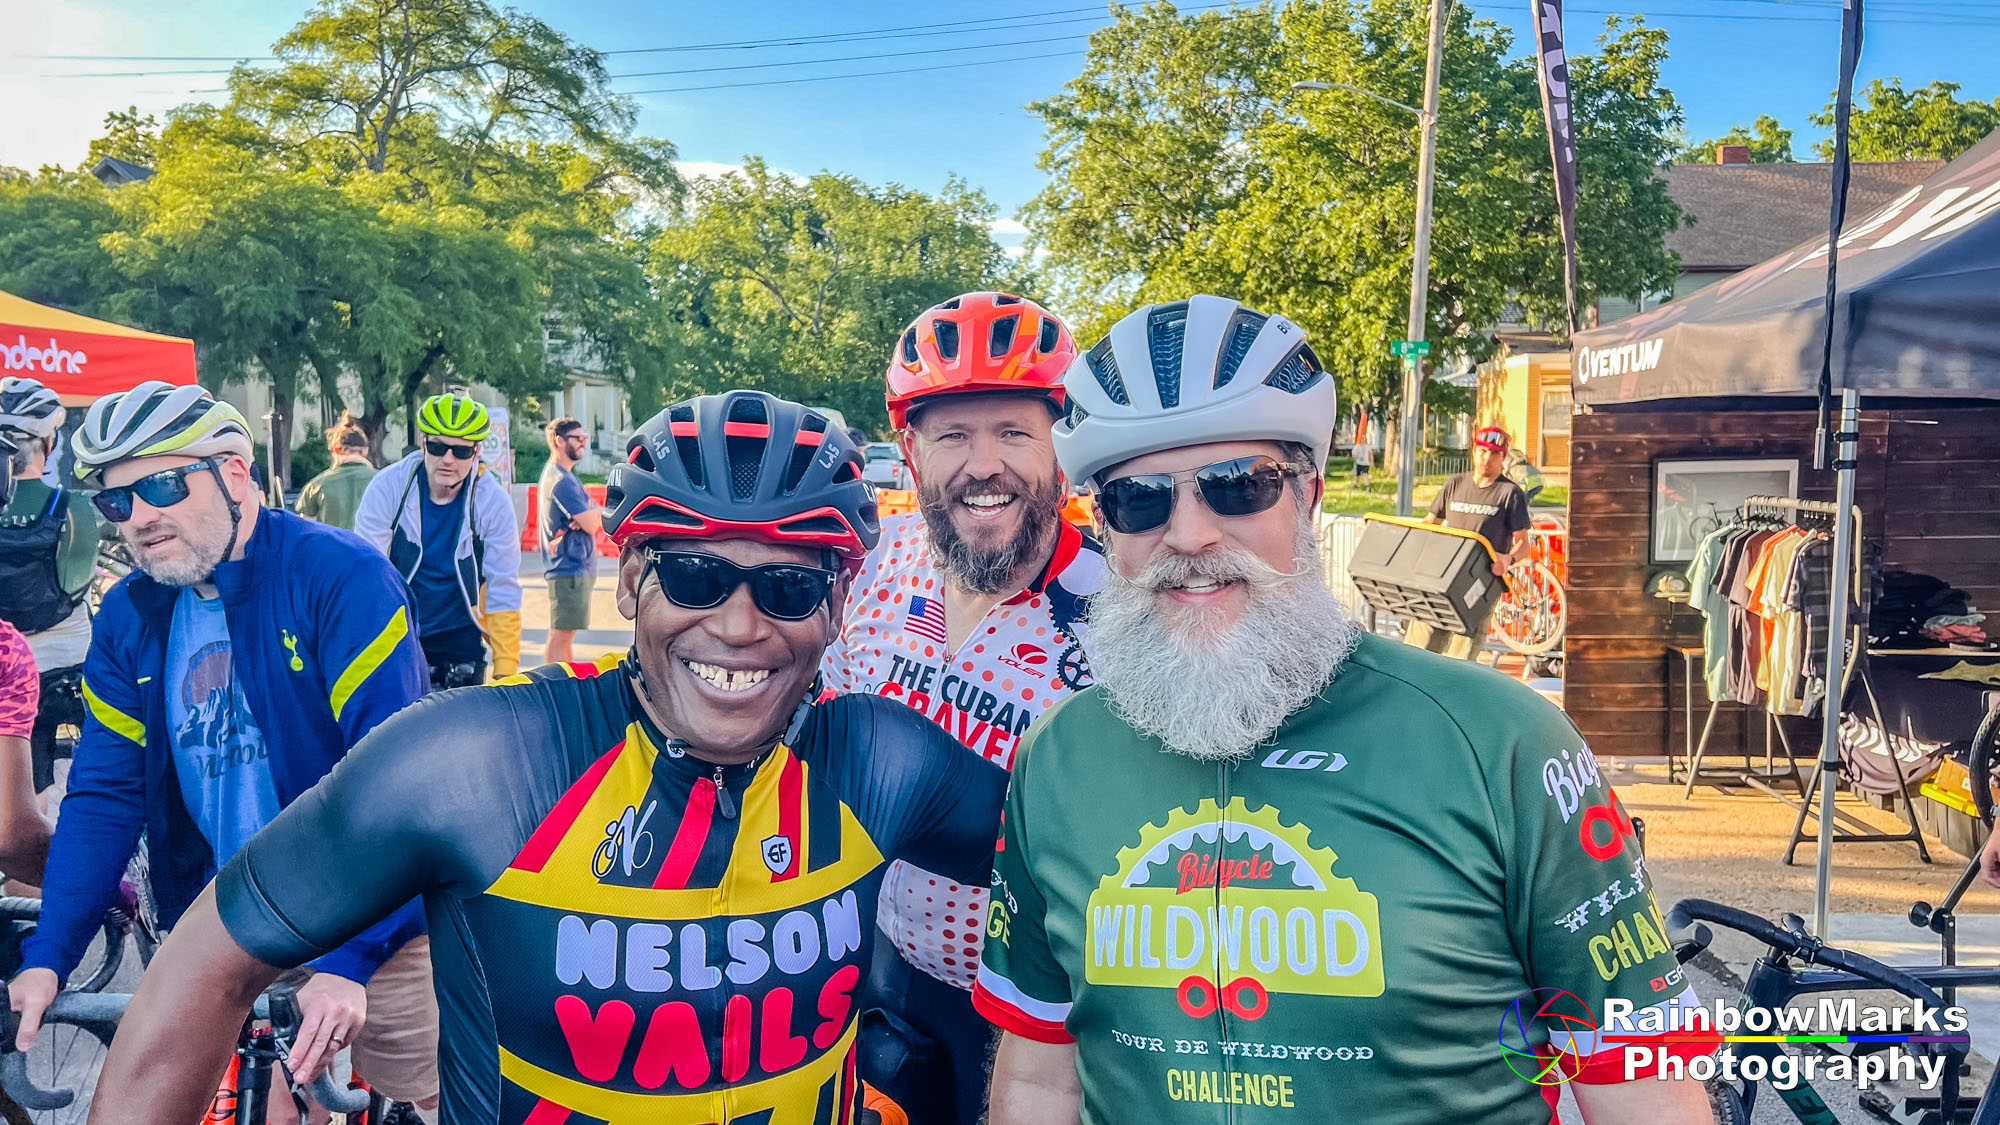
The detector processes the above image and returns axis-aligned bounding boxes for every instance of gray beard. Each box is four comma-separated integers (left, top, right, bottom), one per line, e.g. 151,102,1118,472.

131,497,236,588
1088,533,1360,763
139,532,230,587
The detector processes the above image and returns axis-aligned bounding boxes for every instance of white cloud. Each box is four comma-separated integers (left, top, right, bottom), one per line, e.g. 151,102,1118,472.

0,0,275,172
988,217,1030,237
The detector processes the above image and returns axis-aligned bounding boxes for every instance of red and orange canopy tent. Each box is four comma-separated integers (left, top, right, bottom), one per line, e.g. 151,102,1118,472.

0,289,195,405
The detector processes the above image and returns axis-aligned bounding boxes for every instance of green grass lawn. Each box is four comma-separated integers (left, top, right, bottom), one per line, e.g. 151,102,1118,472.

1320,458,1567,516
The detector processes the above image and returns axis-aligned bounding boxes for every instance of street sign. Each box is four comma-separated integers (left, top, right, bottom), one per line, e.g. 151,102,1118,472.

1390,339,1431,357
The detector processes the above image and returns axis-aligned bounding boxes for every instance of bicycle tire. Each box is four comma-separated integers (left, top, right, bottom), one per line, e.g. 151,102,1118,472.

1971,701,2000,825
1706,1077,1750,1125
63,927,124,997
16,1021,112,1125
1492,561,1566,656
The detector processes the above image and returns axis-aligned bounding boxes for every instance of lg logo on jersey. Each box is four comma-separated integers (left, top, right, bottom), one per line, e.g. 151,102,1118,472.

1259,747,1349,773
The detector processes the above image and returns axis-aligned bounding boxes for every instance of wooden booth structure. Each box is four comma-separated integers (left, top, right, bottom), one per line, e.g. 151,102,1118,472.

1565,130,2000,764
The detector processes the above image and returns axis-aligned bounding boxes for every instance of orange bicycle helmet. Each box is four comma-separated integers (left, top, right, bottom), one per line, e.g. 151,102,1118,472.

885,292,1077,429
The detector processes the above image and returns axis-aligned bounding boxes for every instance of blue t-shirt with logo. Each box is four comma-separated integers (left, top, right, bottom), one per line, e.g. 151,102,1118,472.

165,588,281,872
411,481,475,638
539,462,598,579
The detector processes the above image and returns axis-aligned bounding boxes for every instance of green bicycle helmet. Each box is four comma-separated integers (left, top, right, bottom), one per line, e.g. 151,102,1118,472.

418,392,491,441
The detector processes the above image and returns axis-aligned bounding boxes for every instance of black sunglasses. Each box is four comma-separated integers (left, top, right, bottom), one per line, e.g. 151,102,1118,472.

1096,455,1307,535
424,439,478,460
644,549,838,622
92,455,228,523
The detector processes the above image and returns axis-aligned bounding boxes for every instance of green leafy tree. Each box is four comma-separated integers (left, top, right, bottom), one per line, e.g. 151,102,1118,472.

1672,113,1794,163
1811,78,2000,162
192,0,680,438
82,107,162,171
0,172,135,315
1025,0,1684,434
98,159,382,486
648,161,1009,431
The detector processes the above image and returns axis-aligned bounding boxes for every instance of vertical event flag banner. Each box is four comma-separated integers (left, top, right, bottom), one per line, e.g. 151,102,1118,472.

1815,0,1865,450
1532,0,1581,334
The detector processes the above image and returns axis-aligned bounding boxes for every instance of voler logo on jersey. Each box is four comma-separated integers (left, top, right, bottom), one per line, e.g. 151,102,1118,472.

1000,643,1050,678
1085,799,1384,1021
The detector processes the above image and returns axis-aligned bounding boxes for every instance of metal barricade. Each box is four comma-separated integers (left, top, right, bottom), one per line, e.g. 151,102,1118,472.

1319,515,1368,614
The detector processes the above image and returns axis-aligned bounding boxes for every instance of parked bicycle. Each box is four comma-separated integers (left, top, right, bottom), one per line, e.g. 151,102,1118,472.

0,895,158,1125
0,980,374,1124
1668,897,1990,1124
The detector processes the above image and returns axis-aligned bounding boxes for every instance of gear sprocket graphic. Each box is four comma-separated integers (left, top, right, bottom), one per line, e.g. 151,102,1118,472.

1106,797,1345,894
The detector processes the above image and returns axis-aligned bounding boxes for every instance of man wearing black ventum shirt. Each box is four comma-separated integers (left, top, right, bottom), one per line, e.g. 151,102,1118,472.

1426,425,1532,576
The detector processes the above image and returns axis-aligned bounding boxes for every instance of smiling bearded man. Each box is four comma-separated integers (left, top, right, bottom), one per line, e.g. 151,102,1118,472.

975,296,1717,1125
821,292,1104,1125
1085,480,1357,762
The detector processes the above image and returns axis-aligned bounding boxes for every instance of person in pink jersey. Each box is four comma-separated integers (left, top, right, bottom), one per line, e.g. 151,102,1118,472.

823,292,1103,1124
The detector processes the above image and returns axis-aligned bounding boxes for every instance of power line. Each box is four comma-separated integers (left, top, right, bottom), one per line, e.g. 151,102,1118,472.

608,32,1094,81
600,4,1126,55
25,2,1194,69
622,48,1085,96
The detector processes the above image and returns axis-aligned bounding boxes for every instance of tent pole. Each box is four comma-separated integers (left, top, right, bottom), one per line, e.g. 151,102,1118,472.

1813,387,1860,938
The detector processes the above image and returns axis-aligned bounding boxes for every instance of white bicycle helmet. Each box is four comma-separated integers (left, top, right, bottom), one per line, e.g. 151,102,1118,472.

0,377,66,442
71,380,253,487
1053,295,1337,485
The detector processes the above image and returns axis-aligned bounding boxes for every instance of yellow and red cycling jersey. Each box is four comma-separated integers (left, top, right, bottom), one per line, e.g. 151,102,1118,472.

215,653,1004,1123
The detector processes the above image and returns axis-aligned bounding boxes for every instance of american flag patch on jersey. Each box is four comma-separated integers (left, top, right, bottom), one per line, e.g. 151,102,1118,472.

906,595,948,645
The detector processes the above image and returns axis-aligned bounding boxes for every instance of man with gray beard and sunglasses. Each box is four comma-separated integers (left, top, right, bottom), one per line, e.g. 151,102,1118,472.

822,292,1106,1124
976,297,1715,1125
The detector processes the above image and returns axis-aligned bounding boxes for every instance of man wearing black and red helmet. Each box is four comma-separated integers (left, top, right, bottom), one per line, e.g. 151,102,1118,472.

88,391,1006,1124
823,292,1104,1124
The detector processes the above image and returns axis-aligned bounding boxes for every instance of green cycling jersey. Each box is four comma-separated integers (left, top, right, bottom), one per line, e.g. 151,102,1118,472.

974,633,1690,1123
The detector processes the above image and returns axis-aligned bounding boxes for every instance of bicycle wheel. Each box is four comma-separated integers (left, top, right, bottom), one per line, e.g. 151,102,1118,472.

1971,701,2000,825
16,1021,113,1125
1490,561,1566,656
63,926,125,997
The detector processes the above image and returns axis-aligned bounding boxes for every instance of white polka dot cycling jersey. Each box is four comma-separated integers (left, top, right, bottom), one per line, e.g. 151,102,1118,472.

821,512,1104,987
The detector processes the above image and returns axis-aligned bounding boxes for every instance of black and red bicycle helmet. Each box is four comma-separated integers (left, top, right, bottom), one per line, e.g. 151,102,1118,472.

604,390,879,569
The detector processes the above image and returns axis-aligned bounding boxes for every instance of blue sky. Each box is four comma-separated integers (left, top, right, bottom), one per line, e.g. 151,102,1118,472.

5,0,1999,253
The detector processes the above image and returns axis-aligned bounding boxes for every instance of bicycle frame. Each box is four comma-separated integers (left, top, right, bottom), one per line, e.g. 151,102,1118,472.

1724,954,2000,1123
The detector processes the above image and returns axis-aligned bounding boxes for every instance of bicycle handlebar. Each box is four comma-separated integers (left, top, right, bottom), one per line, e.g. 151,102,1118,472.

1668,898,1962,1015
0,989,372,1114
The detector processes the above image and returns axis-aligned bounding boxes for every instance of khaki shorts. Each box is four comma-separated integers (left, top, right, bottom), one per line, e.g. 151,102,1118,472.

547,573,594,632
349,935,440,1105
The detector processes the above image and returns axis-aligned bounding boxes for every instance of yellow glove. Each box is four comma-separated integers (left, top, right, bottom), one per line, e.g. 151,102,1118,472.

483,609,522,680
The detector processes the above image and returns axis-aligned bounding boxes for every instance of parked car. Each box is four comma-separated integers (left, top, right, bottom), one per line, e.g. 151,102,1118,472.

862,442,912,490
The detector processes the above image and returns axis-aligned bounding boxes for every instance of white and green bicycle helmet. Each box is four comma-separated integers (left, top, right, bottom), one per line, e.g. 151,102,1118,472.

71,380,253,487
1052,295,1337,485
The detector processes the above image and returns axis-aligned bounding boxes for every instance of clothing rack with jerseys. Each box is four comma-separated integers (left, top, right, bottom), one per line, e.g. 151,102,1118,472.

1679,496,1930,863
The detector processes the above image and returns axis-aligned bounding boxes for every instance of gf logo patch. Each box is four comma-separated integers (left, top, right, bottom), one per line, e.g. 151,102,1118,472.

762,834,795,876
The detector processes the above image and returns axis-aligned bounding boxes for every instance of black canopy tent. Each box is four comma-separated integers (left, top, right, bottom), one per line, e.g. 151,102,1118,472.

1569,127,2000,936
1573,128,2000,408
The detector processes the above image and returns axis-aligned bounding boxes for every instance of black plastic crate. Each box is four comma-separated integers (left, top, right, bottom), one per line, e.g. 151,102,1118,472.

1347,516,1503,635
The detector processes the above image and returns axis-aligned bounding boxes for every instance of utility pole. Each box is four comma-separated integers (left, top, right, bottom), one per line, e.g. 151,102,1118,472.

1398,0,1447,518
